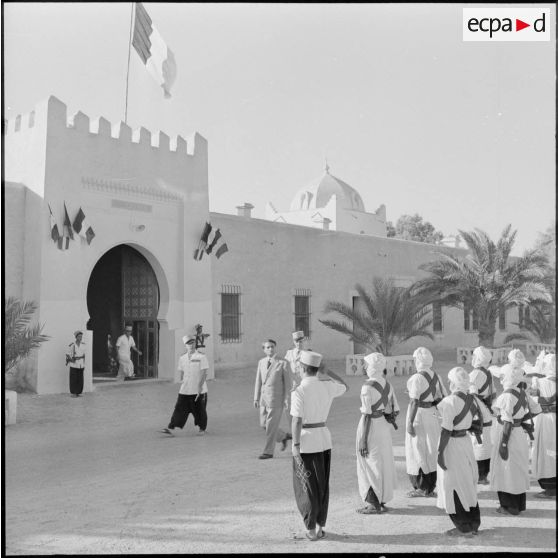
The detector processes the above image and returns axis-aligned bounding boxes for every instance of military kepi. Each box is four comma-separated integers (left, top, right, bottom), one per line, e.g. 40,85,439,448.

300,350,322,368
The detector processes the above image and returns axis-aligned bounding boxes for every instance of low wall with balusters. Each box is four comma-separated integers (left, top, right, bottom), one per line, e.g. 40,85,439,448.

346,354,415,376
456,347,511,365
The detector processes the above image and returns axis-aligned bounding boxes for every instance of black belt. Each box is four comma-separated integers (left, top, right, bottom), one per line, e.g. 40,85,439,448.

483,421,493,427
541,406,556,414
450,430,468,437
497,416,522,427
366,411,385,419
302,422,326,429
417,401,434,408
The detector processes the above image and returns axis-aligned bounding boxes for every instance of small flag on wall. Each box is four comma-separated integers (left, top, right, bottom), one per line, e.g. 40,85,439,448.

73,207,96,245
132,2,177,99
215,243,229,259
59,202,74,250
205,228,221,255
48,204,60,243
206,228,228,259
194,222,212,260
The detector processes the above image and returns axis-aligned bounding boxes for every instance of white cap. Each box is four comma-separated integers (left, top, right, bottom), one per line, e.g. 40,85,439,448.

292,331,305,341
300,350,322,368
472,346,492,368
363,352,386,374
448,367,470,392
182,334,196,344
413,347,433,371
502,364,525,390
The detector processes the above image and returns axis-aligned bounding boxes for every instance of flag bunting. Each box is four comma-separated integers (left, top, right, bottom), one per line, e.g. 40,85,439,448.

58,202,74,250
73,207,96,245
194,222,212,260
48,204,60,243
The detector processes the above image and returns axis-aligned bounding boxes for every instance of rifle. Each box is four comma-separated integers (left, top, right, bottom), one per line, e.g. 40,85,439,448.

383,411,399,430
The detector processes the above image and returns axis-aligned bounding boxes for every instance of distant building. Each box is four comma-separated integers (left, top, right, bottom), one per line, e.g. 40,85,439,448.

3,96,524,393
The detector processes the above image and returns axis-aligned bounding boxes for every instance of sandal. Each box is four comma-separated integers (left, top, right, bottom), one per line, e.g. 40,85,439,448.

317,530,326,539
305,532,318,541
357,505,382,514
406,489,426,498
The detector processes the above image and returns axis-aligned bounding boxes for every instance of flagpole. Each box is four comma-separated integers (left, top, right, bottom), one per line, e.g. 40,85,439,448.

124,3,135,124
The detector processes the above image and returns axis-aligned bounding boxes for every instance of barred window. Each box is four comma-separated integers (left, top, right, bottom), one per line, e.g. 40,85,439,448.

518,305,530,330
472,307,479,331
294,289,311,338
432,302,443,332
464,303,478,332
220,285,241,342
499,304,506,330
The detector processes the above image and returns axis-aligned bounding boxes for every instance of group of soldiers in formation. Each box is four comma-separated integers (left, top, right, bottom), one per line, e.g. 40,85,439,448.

252,331,556,541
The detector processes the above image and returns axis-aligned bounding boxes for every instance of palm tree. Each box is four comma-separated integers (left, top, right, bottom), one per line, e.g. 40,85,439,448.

4,297,50,375
411,225,552,348
319,277,434,356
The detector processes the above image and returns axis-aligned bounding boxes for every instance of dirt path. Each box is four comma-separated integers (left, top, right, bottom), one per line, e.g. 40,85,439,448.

4,363,556,554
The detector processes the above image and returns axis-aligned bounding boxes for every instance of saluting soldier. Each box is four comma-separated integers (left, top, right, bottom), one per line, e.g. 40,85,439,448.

405,347,448,498
468,346,496,484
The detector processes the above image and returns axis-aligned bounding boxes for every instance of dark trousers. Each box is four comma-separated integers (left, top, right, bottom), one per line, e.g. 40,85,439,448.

449,491,481,533
168,393,208,431
409,469,437,494
293,450,331,531
538,477,556,494
477,458,490,480
497,491,526,514
69,367,84,395
365,487,383,508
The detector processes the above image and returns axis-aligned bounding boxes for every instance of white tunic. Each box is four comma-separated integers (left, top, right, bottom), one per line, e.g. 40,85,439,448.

284,348,303,388
470,395,494,461
177,352,209,395
405,370,445,475
356,377,399,503
436,393,479,514
489,390,531,494
290,376,346,454
531,376,556,481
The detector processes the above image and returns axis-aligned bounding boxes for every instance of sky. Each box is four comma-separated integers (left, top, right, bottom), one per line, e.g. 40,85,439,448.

3,3,556,254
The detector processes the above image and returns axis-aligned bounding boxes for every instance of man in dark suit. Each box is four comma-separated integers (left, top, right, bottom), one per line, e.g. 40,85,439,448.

254,339,292,459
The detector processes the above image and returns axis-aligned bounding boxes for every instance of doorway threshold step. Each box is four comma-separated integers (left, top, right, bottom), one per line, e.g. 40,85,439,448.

93,378,171,390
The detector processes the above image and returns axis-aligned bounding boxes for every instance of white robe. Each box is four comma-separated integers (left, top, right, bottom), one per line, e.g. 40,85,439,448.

405,370,444,475
356,378,399,503
531,376,556,481
470,395,494,461
489,391,531,494
436,393,479,514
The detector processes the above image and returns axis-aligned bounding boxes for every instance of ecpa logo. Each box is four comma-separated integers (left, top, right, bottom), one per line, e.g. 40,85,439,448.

463,8,550,42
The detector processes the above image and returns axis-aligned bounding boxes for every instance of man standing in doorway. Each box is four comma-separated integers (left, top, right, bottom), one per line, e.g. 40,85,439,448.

116,324,142,381
160,335,209,436
254,339,292,459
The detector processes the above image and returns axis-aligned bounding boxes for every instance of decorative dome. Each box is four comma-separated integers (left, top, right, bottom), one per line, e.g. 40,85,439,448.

289,167,365,212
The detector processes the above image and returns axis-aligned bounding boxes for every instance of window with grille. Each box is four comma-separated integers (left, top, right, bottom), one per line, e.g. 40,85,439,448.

220,285,241,342
464,304,478,331
432,302,443,332
499,304,506,330
518,305,530,330
294,289,311,338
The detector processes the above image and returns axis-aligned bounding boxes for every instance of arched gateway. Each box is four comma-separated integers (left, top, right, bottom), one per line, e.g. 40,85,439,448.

87,245,160,378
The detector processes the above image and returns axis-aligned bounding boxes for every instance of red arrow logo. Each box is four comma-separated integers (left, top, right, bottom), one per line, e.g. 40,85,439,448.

516,19,530,31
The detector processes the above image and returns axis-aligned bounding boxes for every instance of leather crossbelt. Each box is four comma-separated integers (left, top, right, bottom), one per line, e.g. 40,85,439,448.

497,416,522,427
450,430,468,437
366,411,385,419
302,422,326,428
541,405,556,414
417,401,434,408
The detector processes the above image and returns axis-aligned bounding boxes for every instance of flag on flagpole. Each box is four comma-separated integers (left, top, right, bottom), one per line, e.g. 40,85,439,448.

58,202,74,250
48,204,60,243
205,228,222,255
73,207,96,245
132,2,177,99
194,222,212,260
215,243,229,259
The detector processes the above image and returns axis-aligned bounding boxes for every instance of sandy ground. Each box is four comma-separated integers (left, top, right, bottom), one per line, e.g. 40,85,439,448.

4,359,556,554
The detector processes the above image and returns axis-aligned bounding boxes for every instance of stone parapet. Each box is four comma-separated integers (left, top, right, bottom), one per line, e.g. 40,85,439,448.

346,354,415,377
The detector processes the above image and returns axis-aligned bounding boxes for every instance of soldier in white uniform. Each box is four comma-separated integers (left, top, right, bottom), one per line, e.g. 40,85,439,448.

490,350,539,515
405,347,448,497
530,353,556,499
284,331,306,389
436,367,481,537
468,346,496,484
356,352,399,514
291,351,348,541
115,324,142,380
66,330,86,397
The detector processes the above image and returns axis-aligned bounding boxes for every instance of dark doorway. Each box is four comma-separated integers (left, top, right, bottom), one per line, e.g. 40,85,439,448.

87,245,160,378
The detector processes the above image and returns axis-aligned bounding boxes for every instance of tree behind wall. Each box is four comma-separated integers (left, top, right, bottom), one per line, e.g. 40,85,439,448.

411,225,552,348
386,213,444,244
319,278,434,356
4,297,50,391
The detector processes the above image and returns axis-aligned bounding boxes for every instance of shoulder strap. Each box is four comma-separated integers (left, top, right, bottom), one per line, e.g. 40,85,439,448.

364,379,390,411
478,367,493,396
418,370,440,401
503,388,527,416
453,392,473,425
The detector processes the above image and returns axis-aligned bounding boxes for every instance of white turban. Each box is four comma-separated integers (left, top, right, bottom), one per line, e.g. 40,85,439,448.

363,352,386,377
501,364,525,390
471,346,492,368
543,353,556,378
448,367,470,392
508,349,526,369
413,347,433,371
